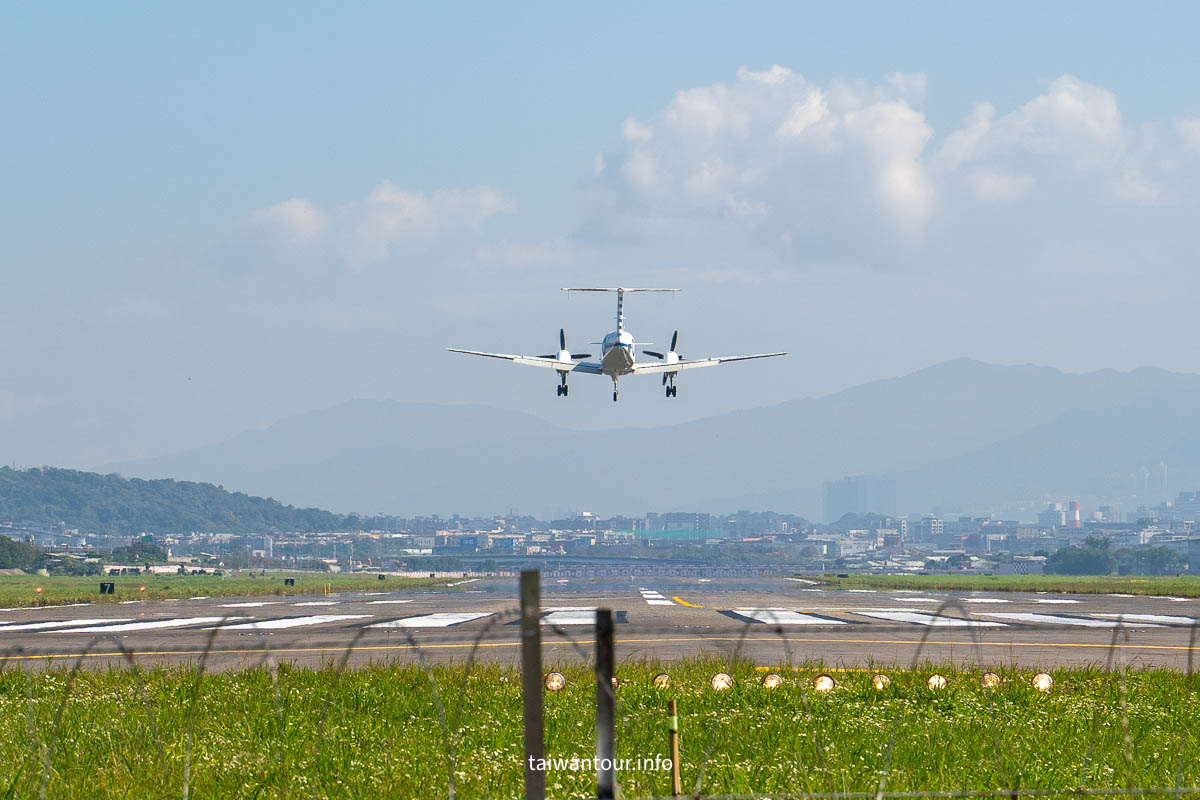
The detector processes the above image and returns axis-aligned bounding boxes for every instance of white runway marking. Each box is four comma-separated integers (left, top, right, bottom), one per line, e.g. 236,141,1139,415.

366,599,413,605
964,598,1010,603
1149,596,1192,602
853,610,1005,627
980,612,1162,628
786,578,818,585
293,601,338,606
0,618,131,632
447,579,478,586
51,616,251,634
639,589,676,606
1108,593,1136,598
368,612,492,628
1033,599,1080,604
732,609,846,625
217,614,372,631
190,596,209,600
543,607,598,626
220,601,280,608
846,589,878,593
1092,613,1197,625
894,597,937,602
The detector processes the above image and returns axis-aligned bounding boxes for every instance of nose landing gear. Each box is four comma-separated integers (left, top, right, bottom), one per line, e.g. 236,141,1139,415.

556,373,569,397
664,374,677,398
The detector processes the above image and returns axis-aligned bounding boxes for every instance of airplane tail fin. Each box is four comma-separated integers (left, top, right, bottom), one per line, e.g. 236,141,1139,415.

561,287,680,332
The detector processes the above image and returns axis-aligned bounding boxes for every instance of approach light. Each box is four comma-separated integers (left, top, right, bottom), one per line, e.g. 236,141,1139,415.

981,672,1002,689
610,676,620,689
138,585,146,593
813,674,836,693
34,586,42,594
709,672,733,692
927,674,948,690
543,672,566,692
761,672,784,690
871,673,891,690
653,672,672,689
1031,672,1054,692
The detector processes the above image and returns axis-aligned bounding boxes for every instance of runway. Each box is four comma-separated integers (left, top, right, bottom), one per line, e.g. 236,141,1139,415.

2,576,1200,671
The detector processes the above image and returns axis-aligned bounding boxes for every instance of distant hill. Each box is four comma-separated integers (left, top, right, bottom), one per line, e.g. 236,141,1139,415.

0,467,358,535
106,361,1200,519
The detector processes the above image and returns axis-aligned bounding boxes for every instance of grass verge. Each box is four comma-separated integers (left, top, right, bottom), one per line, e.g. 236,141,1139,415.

0,573,444,607
0,659,1197,798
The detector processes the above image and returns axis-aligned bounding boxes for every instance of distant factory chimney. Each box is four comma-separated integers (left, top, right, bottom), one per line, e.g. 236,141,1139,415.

1070,500,1081,529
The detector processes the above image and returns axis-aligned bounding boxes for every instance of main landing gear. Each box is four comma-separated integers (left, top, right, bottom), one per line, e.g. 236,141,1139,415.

665,385,677,398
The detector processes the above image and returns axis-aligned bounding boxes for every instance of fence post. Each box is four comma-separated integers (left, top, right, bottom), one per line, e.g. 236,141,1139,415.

596,607,615,800
521,570,545,800
668,698,681,797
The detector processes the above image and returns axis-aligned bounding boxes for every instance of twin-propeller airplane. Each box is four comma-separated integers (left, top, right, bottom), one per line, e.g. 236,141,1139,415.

449,288,786,402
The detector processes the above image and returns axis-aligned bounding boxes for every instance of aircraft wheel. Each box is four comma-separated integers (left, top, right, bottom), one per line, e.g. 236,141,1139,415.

563,385,568,396
665,386,671,398
613,391,618,402
556,385,562,396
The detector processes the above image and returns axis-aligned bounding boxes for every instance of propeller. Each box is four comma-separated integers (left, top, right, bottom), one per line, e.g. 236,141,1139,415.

643,330,681,385
538,328,591,360
643,330,680,361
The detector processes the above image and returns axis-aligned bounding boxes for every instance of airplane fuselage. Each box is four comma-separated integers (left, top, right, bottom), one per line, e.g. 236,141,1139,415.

599,329,637,377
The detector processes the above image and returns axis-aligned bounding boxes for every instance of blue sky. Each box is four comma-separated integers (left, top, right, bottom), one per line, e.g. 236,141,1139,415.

3,2,1200,467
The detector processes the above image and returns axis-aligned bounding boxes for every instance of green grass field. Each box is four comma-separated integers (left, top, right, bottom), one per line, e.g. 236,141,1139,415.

0,573,442,607
1,660,1197,799
820,573,1200,597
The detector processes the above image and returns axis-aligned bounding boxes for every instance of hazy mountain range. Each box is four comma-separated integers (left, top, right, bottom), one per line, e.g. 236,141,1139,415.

106,359,1200,520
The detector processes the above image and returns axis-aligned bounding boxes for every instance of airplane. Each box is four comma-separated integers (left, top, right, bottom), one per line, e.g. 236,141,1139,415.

448,287,786,402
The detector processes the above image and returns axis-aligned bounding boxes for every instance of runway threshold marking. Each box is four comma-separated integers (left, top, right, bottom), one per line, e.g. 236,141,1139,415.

9,634,1200,663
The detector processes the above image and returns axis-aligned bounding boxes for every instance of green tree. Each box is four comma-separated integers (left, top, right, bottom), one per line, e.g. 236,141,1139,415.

1046,544,1116,575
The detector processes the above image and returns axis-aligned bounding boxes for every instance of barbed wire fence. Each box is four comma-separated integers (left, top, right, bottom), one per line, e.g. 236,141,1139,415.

0,570,1198,799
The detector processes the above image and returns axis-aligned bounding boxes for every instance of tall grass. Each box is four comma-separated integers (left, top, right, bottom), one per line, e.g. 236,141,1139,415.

0,660,1196,798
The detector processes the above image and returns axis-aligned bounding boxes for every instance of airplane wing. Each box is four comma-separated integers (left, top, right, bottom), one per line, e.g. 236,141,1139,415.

447,349,605,374
631,352,787,375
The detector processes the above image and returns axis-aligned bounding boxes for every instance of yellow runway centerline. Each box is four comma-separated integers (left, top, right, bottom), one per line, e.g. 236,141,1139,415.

671,596,706,608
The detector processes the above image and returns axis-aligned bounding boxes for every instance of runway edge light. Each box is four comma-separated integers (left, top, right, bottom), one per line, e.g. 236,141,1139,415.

709,672,733,692
1032,672,1054,692
813,674,836,693
927,674,948,690
653,672,672,689
761,672,784,690
981,672,1002,689
544,672,566,692
871,673,891,690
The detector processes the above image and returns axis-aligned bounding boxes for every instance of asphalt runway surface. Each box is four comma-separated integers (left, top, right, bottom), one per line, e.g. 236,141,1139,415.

3,576,1200,671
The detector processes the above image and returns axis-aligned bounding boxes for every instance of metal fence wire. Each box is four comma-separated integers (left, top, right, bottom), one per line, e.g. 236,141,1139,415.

0,573,1198,800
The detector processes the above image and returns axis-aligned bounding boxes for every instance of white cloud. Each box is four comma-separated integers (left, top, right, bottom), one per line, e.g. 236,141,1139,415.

251,198,326,243
605,68,1200,243
246,182,514,269
609,65,938,230
968,170,1035,204
467,238,592,271
343,182,513,267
